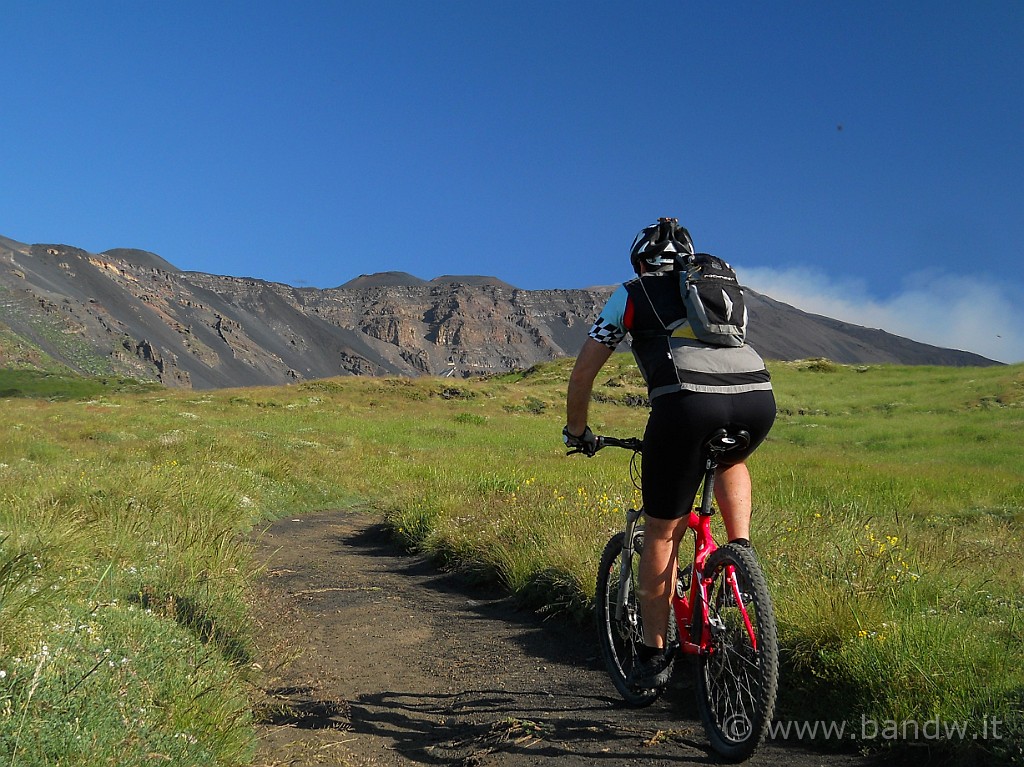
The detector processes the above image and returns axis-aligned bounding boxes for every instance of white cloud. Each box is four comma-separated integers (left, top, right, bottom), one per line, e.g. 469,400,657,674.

739,265,1024,364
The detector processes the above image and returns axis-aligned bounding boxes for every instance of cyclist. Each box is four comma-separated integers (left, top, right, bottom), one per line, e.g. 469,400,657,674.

564,218,776,690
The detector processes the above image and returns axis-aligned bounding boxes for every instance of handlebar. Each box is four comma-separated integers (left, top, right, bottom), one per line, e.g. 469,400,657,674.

568,430,749,459
566,435,642,456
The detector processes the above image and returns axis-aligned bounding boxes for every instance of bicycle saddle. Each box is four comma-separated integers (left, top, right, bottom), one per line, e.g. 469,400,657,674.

704,428,751,455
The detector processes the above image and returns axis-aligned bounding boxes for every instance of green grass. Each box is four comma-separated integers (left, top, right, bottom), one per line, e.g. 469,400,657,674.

0,369,160,400
0,357,1022,764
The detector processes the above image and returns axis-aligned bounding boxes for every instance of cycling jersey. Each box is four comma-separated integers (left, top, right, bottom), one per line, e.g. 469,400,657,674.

588,272,771,399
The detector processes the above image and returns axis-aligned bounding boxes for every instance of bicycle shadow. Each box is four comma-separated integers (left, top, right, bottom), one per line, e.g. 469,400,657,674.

347,687,715,766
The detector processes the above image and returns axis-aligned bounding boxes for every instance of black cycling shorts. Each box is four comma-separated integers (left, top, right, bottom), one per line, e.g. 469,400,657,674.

641,389,777,520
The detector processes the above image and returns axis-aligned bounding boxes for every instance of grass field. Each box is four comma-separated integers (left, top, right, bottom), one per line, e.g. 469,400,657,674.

0,357,1021,765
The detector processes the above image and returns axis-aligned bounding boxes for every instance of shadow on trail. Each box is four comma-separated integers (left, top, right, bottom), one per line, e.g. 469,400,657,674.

336,522,609,670
255,684,351,730
349,688,714,766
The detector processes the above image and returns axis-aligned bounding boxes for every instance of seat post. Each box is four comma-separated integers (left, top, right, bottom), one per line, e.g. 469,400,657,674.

697,453,718,517
696,428,750,517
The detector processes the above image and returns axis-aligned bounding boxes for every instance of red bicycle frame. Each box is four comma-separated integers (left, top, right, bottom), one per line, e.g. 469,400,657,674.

673,465,759,655
672,508,718,654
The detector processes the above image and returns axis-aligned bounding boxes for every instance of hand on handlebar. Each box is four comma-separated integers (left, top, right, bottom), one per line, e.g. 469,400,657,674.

563,425,598,457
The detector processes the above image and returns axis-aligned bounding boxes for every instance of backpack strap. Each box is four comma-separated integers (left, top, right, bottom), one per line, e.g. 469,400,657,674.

626,274,688,340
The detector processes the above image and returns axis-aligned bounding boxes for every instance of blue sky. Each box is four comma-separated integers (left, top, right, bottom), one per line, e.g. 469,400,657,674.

2,2,1021,362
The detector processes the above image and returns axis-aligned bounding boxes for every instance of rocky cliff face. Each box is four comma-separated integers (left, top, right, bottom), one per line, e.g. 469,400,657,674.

0,234,998,389
0,237,611,387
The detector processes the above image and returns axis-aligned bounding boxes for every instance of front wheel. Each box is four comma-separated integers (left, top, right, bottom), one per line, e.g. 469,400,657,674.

694,542,779,761
595,529,662,706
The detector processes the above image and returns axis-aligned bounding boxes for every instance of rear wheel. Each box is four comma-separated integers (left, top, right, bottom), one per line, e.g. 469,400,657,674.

594,529,662,706
694,542,779,761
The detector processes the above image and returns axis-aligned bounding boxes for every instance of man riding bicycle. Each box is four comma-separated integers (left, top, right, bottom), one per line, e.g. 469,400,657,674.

564,218,776,691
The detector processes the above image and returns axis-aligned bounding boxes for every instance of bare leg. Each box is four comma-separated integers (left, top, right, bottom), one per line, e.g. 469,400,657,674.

714,461,752,542
638,515,687,647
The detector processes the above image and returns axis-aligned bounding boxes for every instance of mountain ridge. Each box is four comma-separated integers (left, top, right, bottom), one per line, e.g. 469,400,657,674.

0,234,998,389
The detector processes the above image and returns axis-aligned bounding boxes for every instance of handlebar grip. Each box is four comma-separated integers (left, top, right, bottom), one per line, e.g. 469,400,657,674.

596,436,643,452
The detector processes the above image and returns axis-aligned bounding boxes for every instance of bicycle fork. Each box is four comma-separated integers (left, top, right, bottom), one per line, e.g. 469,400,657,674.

614,507,645,622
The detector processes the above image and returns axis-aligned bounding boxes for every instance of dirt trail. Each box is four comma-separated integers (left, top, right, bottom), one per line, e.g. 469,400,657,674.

250,508,877,767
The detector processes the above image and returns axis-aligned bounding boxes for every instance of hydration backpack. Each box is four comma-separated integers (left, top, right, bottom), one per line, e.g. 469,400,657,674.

674,253,747,347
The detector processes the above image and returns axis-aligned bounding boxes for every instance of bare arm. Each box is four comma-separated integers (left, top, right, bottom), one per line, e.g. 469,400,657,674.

566,338,614,435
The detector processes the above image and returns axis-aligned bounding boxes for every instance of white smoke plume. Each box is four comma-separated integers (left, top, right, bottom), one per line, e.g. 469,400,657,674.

740,266,1023,364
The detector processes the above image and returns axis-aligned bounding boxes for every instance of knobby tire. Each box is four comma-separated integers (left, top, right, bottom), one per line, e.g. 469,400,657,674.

694,542,780,761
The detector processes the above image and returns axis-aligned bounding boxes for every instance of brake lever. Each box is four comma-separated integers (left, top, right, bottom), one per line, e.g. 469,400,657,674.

566,447,597,458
